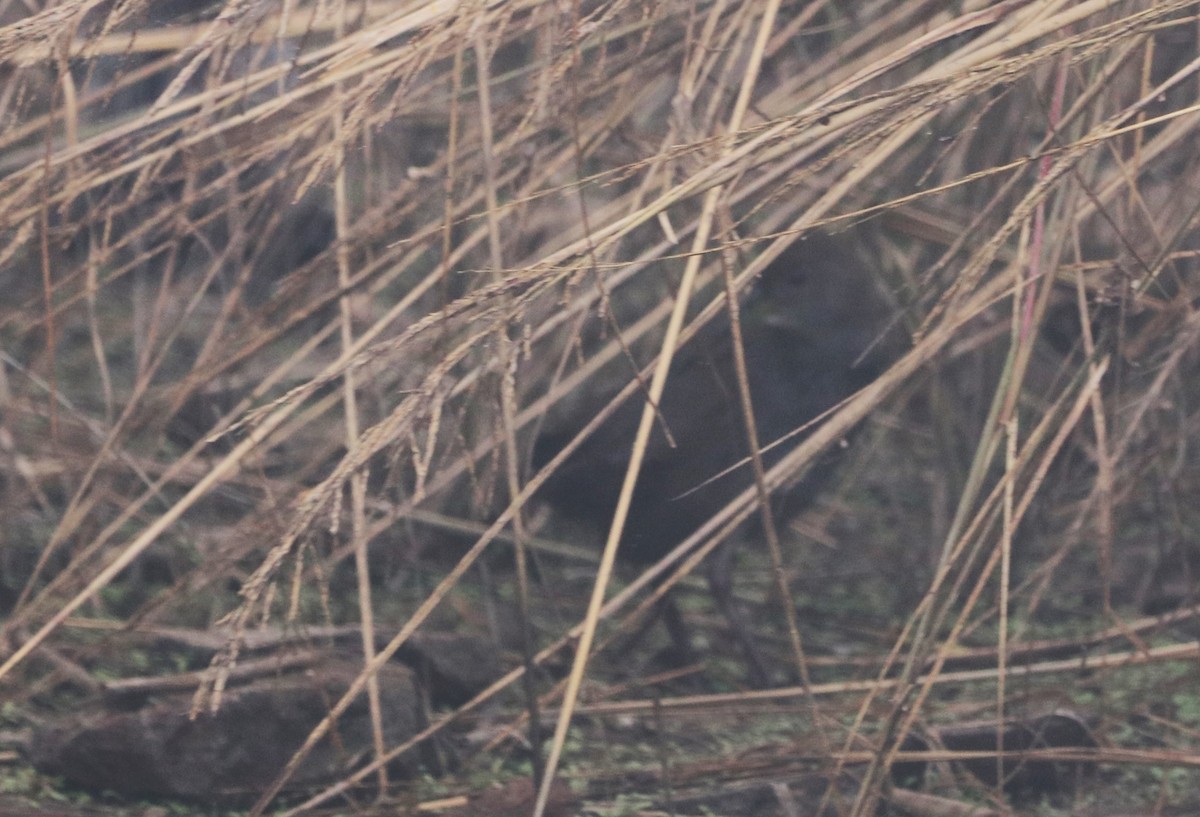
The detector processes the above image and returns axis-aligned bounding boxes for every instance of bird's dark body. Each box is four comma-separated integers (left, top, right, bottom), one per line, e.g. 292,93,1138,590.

533,233,897,681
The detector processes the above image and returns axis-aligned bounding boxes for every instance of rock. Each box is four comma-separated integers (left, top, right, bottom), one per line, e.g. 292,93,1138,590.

31,659,423,802
892,709,1097,797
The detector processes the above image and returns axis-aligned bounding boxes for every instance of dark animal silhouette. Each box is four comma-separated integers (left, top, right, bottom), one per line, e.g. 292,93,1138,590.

533,232,897,684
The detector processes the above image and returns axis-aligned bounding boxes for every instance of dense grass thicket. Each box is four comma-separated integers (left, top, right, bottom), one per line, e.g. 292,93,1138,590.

1,1,1199,815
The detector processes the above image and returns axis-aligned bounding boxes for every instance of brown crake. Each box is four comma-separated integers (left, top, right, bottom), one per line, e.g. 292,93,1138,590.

532,232,898,684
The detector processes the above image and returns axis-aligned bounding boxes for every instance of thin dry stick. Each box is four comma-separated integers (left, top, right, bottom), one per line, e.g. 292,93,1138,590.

998,412,1015,793
716,220,826,738
472,13,546,784
331,0,388,795
995,47,1069,791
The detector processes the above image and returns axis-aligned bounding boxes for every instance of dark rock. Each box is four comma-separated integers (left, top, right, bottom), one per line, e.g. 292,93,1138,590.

892,710,1098,797
31,659,423,802
0,796,114,817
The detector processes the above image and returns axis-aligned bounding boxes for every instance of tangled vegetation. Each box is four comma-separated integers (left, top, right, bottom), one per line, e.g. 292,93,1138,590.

1,1,1199,815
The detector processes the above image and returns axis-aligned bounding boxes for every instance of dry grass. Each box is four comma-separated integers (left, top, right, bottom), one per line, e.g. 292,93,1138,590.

2,0,1200,815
